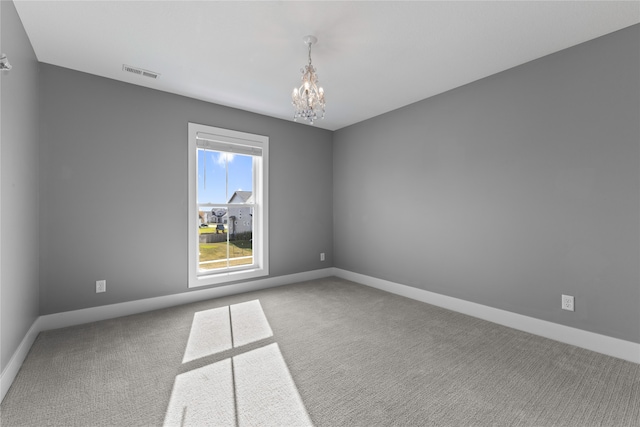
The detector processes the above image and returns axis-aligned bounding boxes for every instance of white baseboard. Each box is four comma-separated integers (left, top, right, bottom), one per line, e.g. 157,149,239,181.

1,268,334,403
37,268,335,332
0,319,40,403
332,268,640,364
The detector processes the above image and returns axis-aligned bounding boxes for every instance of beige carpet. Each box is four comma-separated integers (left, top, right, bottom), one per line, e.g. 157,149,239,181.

1,277,639,426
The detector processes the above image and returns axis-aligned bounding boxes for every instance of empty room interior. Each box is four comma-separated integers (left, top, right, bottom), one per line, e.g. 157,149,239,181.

1,1,639,426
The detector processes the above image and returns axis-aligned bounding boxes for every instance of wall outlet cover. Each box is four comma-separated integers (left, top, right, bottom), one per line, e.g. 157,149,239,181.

562,294,574,311
96,280,106,293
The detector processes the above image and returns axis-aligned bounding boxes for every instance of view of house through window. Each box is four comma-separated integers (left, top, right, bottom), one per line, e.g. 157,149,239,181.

197,149,254,271
188,122,268,288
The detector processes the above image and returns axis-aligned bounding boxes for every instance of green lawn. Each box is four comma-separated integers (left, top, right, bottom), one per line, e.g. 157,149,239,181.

199,240,252,270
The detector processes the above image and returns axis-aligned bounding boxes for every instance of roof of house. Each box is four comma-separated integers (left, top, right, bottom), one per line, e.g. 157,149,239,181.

229,191,253,204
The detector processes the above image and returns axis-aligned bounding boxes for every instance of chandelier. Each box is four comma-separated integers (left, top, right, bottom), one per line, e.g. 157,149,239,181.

292,35,325,124
0,53,12,72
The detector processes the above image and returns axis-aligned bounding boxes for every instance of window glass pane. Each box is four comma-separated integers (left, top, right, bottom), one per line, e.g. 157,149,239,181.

227,154,253,197
227,206,253,269
198,213,253,272
197,149,254,273
198,149,254,205
198,149,228,204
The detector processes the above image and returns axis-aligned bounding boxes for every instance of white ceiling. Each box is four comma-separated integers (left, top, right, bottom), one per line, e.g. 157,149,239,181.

13,1,640,131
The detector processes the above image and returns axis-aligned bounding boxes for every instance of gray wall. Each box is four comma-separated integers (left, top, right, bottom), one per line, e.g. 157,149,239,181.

333,25,640,343
39,64,333,315
1,0,40,372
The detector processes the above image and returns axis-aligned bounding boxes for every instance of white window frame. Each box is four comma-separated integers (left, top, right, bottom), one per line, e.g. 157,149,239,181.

188,123,269,288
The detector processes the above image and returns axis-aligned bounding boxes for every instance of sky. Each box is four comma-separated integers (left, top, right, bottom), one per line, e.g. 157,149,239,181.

197,149,253,206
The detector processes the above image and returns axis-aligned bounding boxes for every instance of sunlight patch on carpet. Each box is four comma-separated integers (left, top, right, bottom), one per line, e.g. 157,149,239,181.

168,300,311,426
234,343,312,427
182,306,232,363
165,344,311,427
230,300,273,348
163,359,235,427
182,300,273,363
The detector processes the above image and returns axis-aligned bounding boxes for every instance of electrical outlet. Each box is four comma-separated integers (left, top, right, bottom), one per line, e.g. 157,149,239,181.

562,294,574,311
320,252,325,261
96,280,106,293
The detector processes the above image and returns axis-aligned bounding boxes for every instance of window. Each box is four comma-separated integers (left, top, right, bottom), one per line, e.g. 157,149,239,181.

188,123,269,288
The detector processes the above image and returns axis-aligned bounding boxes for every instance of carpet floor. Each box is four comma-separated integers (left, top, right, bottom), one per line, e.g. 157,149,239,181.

1,277,639,426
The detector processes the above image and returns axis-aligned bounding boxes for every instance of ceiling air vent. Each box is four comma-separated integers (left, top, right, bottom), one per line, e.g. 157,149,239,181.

122,64,160,79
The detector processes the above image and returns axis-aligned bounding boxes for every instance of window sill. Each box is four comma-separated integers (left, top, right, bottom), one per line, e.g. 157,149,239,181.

189,267,268,288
